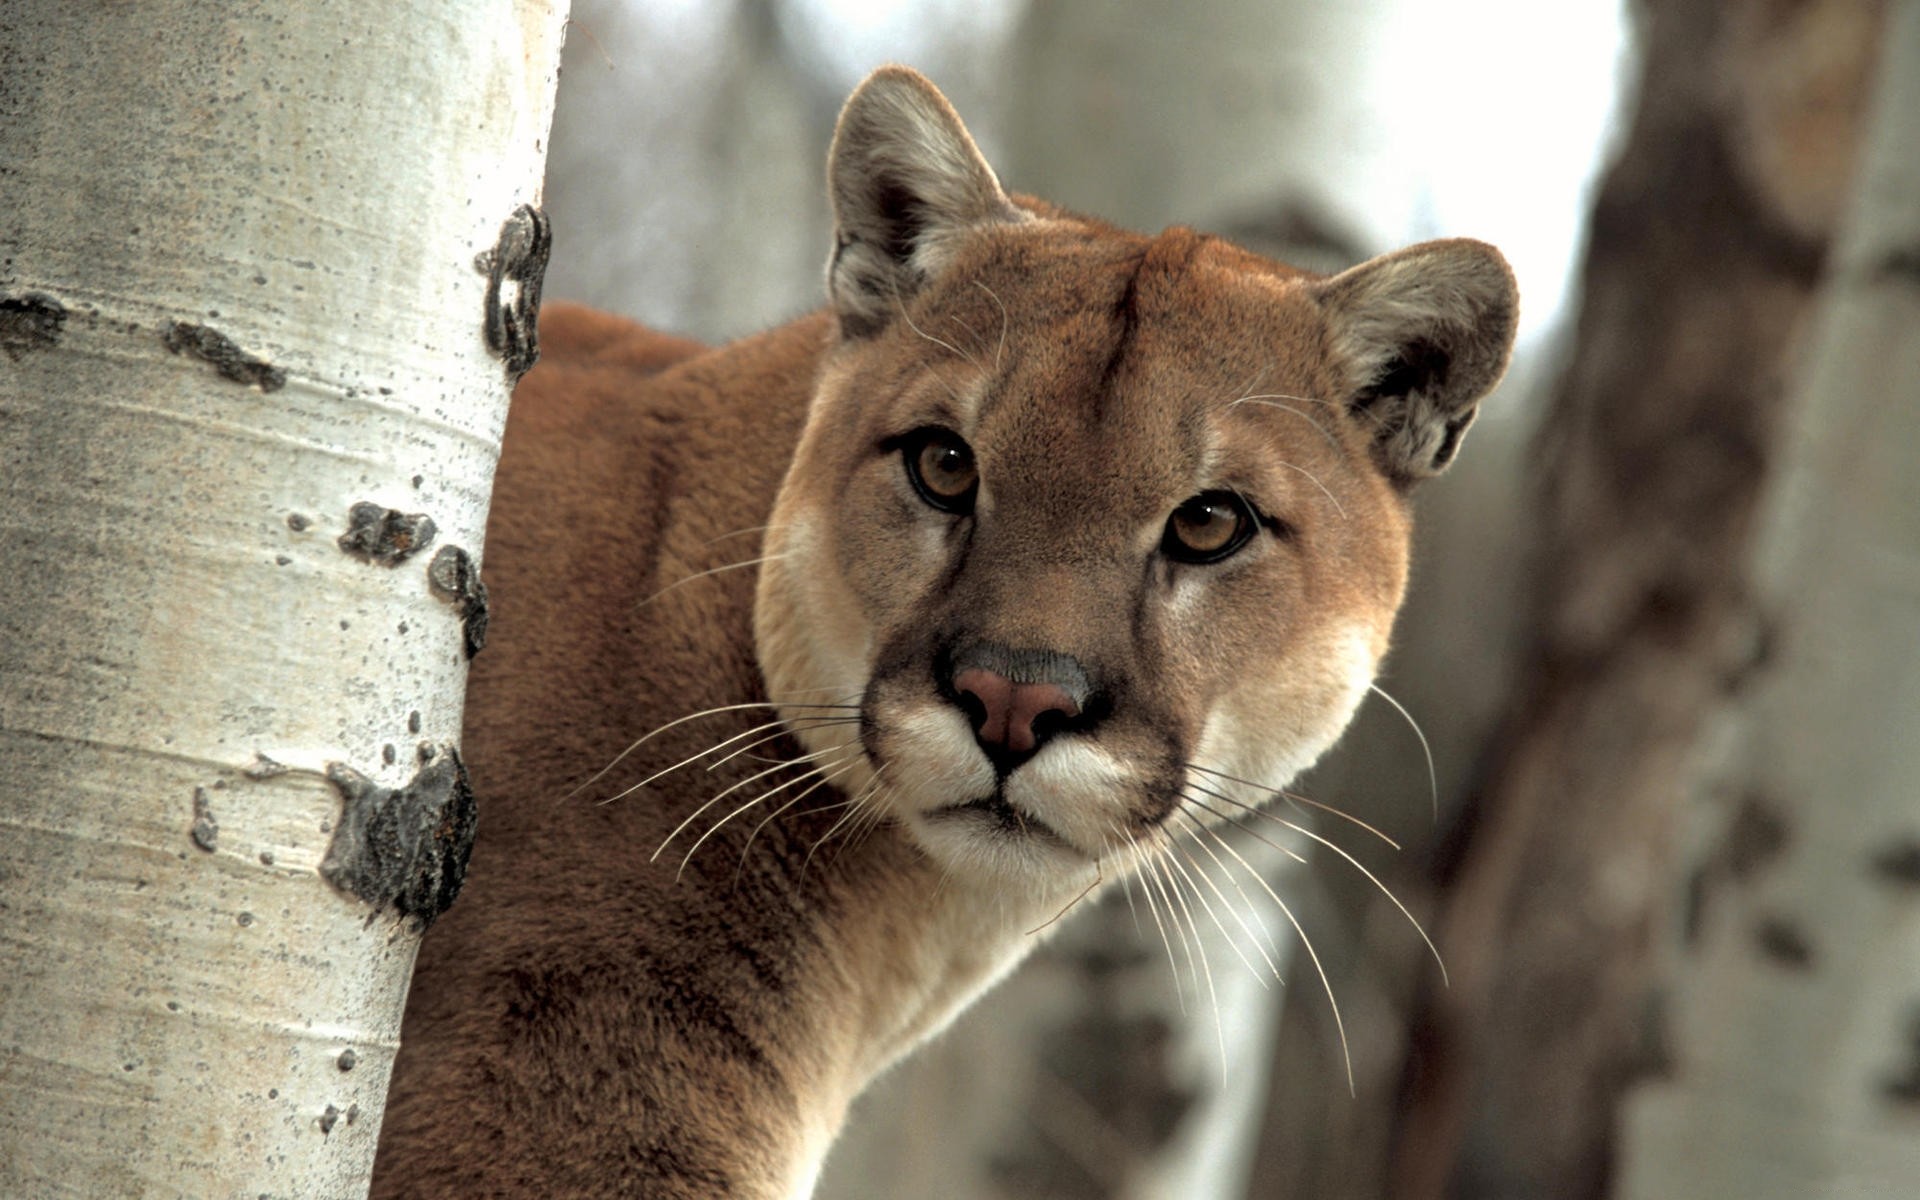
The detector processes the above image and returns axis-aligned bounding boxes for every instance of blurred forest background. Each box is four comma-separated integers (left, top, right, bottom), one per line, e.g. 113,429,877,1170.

536,1,1919,1197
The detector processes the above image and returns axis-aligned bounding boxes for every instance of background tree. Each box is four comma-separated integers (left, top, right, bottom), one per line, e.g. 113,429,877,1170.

1381,0,1897,1196
0,3,567,1195
1616,1,1920,1194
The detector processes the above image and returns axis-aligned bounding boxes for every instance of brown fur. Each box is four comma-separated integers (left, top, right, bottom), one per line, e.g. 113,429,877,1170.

372,68,1516,1199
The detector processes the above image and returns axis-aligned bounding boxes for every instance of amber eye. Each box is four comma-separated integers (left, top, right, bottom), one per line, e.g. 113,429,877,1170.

1162,491,1256,563
902,427,978,514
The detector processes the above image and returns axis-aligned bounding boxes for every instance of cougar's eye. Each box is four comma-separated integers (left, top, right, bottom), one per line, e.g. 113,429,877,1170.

1162,490,1256,563
903,427,978,514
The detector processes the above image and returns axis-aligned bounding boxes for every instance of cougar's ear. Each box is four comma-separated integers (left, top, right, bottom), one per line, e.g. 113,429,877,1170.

826,67,1025,338
1312,239,1519,484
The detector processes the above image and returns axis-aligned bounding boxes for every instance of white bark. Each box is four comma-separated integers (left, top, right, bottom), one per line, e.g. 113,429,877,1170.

0,4,566,1196
1618,3,1920,1195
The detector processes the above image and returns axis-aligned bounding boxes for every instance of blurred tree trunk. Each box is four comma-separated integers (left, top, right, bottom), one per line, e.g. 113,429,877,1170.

542,0,825,340
0,3,565,1195
1617,1,1920,1193
1387,1,1890,1197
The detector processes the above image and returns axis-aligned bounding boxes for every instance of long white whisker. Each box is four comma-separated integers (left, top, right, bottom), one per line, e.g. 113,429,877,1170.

1187,763,1401,851
1188,811,1355,1095
1168,812,1284,979
972,279,1009,372
653,742,855,862
1274,459,1347,519
734,757,866,883
1157,824,1269,984
706,715,861,772
701,522,778,548
1226,394,1344,454
827,769,895,870
1369,682,1438,820
677,750,862,878
637,552,788,610
600,716,798,807
1146,848,1203,1015
563,697,859,801
1107,822,1146,936
1151,838,1227,1072
896,290,979,369
1189,788,1446,985
1134,849,1189,1015
801,773,885,879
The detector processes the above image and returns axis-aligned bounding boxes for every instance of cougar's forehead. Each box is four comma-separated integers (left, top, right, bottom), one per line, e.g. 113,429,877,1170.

942,230,1377,544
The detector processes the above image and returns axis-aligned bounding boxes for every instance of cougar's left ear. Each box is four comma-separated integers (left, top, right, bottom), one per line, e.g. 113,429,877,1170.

1312,239,1519,484
826,67,1026,338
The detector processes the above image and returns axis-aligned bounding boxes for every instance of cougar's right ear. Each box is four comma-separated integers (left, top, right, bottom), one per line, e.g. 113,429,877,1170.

826,67,1026,339
1311,239,1519,485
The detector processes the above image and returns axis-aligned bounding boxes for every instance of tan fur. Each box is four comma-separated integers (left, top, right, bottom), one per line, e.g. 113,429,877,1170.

372,68,1516,1199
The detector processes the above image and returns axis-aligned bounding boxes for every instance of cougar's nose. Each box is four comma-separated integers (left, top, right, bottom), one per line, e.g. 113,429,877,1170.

946,643,1091,774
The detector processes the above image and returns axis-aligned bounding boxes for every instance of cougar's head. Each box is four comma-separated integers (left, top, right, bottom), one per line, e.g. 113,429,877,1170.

755,68,1516,888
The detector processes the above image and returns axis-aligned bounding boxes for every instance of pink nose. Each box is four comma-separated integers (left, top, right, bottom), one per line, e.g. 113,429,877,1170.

953,667,1081,758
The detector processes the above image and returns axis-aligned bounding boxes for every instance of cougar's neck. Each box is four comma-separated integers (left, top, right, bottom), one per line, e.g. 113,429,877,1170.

756,829,1069,1192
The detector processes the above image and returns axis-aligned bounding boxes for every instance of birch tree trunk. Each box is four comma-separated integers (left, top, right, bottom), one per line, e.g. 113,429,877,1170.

1618,2,1920,1192
1387,1,1890,1195
0,4,567,1196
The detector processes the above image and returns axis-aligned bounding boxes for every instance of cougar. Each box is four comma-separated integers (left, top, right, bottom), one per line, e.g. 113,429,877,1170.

372,65,1517,1200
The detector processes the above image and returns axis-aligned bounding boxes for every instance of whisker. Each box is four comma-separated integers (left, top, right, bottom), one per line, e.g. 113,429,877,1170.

944,311,993,369
1283,790,1401,851
636,552,788,610
1154,824,1269,985
676,750,862,878
1368,682,1439,820
1106,822,1146,937
1145,848,1204,1015
1184,809,1355,1094
706,715,862,772
1133,849,1188,1015
801,773,885,879
826,769,895,870
1274,459,1347,519
1167,812,1284,979
1025,858,1104,937
1186,763,1400,851
599,716,798,806
1184,788,1446,984
734,756,866,884
1226,393,1344,454
700,522,778,548
971,280,1009,372
653,742,856,862
564,696,861,801
600,707,862,807
1150,838,1227,1071
895,287,980,371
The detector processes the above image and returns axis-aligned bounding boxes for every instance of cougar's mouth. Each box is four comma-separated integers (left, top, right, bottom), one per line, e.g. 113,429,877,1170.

931,789,1070,848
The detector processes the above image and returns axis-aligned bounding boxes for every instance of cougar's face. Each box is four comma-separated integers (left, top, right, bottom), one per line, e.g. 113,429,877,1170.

756,231,1413,886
